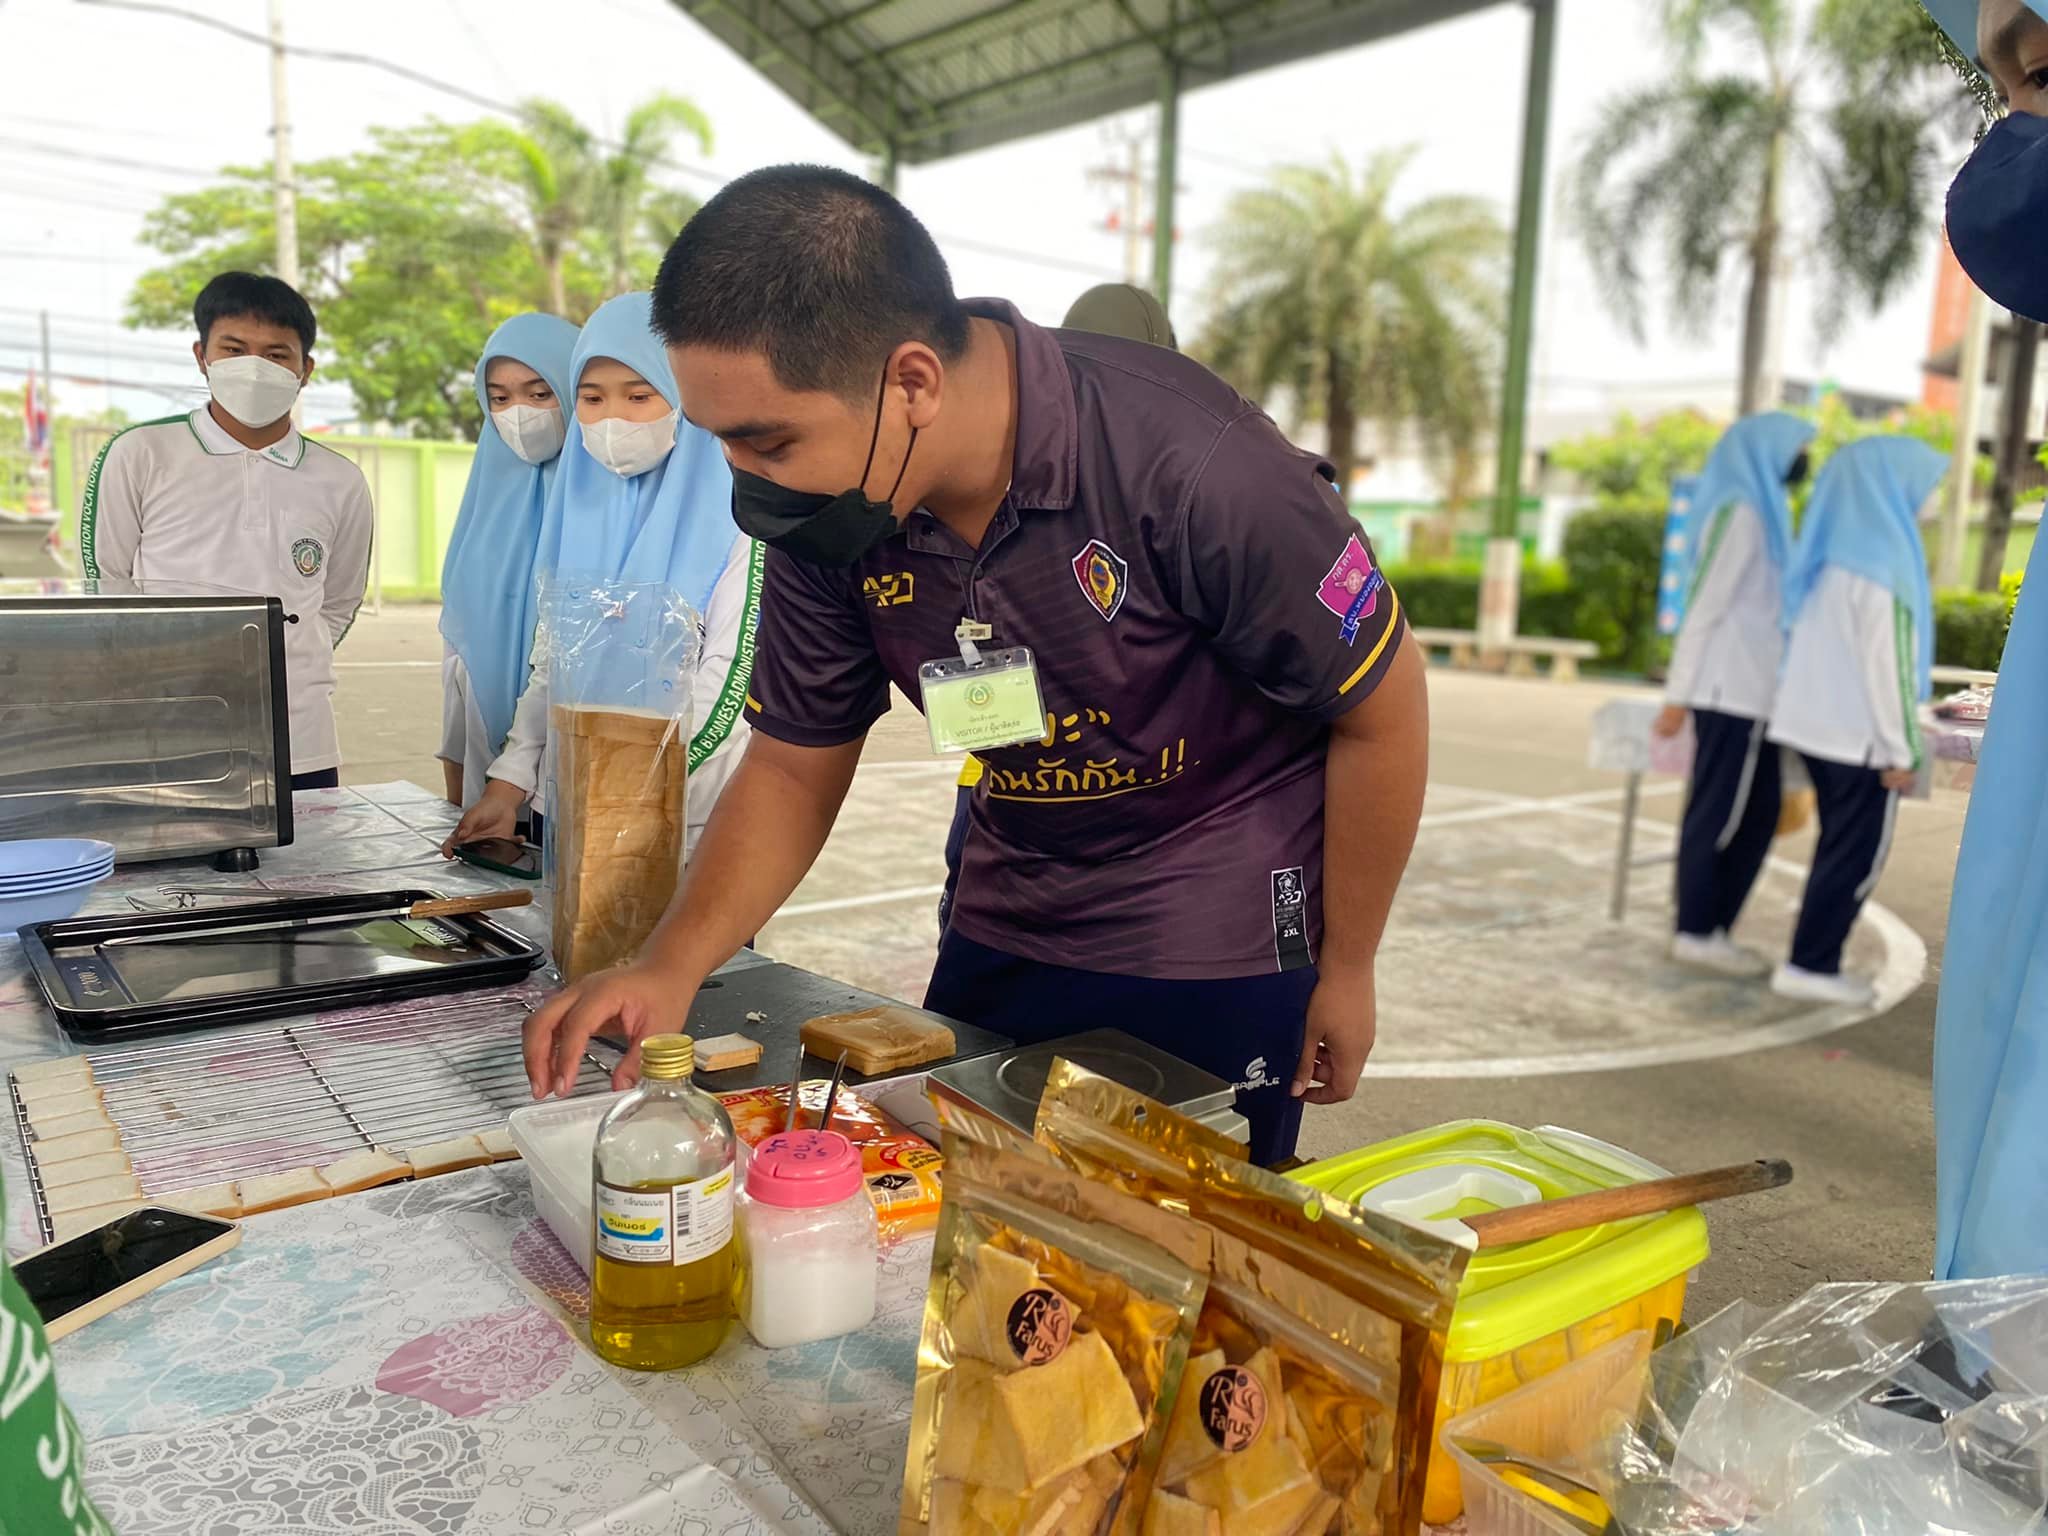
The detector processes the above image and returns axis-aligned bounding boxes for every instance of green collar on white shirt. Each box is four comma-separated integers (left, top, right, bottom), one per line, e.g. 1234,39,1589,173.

188,405,307,469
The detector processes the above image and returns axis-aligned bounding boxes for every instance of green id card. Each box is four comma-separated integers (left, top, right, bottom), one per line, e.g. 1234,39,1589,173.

918,646,1046,753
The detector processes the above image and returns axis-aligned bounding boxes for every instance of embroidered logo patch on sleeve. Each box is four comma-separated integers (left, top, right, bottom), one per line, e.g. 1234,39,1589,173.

1317,534,1385,645
1071,538,1129,622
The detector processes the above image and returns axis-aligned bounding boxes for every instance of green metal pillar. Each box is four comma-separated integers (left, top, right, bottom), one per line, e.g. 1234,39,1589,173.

1151,59,1181,308
1493,0,1555,543
878,141,900,195
1481,0,1557,648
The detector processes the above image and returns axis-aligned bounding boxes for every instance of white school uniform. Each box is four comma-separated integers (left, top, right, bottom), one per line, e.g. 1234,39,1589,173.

439,648,497,810
1664,498,1783,721
1767,566,1921,772
487,531,761,860
80,407,374,775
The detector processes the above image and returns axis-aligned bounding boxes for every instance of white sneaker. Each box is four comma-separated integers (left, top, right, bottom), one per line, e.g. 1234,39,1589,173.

1771,964,1876,1008
1671,931,1772,978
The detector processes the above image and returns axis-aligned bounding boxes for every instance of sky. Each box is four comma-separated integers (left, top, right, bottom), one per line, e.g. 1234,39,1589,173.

0,0,1968,444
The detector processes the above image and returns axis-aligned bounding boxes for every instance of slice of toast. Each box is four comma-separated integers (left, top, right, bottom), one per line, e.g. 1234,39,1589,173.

239,1168,329,1214
318,1150,410,1195
39,1151,134,1190
692,1032,763,1072
46,1174,143,1215
404,1136,489,1177
158,1182,242,1220
12,1056,94,1086
27,1108,113,1141
31,1127,123,1165
476,1128,520,1163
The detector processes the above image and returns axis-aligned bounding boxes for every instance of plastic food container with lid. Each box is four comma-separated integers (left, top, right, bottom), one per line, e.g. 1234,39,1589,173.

1293,1120,1709,1525
737,1129,878,1349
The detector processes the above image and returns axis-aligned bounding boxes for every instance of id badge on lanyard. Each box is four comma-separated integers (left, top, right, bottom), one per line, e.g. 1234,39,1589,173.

917,620,1045,754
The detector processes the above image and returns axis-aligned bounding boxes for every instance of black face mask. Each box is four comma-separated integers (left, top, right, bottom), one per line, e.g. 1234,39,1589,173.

730,367,917,566
1947,110,2048,326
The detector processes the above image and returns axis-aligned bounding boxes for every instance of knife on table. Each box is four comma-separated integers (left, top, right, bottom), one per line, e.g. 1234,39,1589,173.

100,890,533,947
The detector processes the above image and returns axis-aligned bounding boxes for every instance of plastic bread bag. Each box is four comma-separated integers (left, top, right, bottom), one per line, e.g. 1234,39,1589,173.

899,1102,1211,1535
1586,1277,2048,1536
541,574,701,981
1033,1062,1470,1536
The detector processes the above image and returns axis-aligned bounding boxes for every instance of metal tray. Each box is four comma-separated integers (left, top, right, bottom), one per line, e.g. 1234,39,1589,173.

20,887,545,1042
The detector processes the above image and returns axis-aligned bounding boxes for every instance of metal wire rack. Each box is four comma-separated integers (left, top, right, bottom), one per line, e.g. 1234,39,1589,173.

8,989,609,1242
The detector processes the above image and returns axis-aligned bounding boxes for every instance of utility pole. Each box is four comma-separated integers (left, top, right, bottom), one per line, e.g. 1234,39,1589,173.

1939,282,1992,588
267,0,300,289
1479,0,1558,653
1980,316,2042,592
1151,59,1180,309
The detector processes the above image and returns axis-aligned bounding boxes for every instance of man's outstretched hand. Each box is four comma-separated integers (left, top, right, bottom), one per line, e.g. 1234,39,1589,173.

524,962,695,1099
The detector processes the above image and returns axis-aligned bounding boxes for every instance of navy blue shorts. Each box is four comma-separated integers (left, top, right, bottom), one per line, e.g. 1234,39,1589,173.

924,929,1315,1166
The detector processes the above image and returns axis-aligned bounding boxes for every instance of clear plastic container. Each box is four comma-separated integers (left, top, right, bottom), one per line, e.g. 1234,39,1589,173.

1443,1331,1651,1536
736,1129,878,1350
589,1034,737,1371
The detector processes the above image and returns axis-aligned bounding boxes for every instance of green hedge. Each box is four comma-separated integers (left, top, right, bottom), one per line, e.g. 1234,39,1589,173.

1388,532,2017,675
1934,589,2012,672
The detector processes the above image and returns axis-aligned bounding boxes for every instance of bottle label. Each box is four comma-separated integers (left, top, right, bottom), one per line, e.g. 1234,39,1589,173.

595,1169,734,1266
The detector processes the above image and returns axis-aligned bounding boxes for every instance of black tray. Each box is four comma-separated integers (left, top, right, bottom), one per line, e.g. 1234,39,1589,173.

21,888,545,1042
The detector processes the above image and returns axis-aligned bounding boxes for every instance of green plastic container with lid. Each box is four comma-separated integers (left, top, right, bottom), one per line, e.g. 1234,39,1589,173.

1294,1119,1709,1524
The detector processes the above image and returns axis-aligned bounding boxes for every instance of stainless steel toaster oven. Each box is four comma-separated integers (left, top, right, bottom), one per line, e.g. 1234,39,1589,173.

0,584,293,865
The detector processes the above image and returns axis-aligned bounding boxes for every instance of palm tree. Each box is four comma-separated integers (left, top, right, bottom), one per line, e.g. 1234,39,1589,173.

1197,149,1506,498
465,93,712,316
1569,0,1970,416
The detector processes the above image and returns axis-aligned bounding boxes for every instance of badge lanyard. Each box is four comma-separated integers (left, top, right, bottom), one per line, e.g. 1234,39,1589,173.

917,617,1044,755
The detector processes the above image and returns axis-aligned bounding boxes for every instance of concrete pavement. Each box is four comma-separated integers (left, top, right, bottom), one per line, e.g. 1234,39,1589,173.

337,606,1958,1314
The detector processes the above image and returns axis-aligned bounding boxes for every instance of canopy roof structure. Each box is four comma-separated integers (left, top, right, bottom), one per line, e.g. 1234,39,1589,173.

667,0,1559,599
665,0,1499,166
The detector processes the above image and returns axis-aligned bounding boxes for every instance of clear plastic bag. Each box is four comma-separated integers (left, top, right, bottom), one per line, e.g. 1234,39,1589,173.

540,576,701,981
1588,1278,2048,1536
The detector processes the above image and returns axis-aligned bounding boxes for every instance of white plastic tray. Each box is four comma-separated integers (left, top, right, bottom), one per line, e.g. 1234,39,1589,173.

507,1090,626,1273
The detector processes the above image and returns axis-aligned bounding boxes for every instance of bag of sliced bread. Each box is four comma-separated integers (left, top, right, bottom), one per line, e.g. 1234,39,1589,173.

900,1098,1210,1535
1034,1062,1470,1536
541,576,701,981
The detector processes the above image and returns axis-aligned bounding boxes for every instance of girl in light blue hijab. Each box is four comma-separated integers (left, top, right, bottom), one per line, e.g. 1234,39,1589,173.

443,292,762,862
437,313,579,812
1657,412,1815,979
1764,435,1946,1007
1924,0,2048,1282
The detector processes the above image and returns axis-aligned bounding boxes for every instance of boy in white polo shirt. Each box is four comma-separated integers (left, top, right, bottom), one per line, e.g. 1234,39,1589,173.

80,272,374,789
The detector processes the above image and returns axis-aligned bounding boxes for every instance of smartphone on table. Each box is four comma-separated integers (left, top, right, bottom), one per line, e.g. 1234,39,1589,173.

15,1207,240,1341
454,837,542,880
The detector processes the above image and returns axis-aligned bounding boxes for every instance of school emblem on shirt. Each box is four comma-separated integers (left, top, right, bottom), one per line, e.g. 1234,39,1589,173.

291,537,325,578
1316,534,1383,645
1071,538,1128,622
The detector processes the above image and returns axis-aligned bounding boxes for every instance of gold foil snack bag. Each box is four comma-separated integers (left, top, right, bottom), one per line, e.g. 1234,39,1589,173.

1033,1063,1469,1536
900,1115,1208,1536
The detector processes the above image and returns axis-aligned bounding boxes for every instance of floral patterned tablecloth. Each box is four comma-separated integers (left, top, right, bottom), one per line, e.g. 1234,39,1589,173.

0,785,926,1535
53,1164,931,1536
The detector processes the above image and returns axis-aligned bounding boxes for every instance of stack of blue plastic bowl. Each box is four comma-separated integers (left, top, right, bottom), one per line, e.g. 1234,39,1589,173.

0,839,116,934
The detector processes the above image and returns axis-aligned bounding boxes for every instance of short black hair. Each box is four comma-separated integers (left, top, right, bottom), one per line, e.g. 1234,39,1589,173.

1786,449,1811,488
193,271,317,355
651,164,970,399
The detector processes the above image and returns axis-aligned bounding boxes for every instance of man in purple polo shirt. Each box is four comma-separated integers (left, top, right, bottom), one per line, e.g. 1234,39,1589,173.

523,164,1427,1164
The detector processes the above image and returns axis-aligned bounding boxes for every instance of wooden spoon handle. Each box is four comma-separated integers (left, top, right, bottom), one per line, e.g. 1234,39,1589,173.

408,890,534,920
1464,1159,1792,1248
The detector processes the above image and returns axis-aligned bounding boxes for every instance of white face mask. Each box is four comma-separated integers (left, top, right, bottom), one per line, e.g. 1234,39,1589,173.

582,411,677,479
206,354,303,428
493,403,567,466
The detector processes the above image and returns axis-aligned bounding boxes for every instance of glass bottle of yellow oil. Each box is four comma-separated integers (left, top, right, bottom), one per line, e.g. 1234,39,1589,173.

590,1033,737,1370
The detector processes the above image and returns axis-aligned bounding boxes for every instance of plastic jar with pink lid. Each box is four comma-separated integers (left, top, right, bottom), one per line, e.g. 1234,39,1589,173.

736,1129,879,1349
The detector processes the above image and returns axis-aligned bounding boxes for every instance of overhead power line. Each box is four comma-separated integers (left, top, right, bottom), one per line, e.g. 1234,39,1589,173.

64,0,1126,284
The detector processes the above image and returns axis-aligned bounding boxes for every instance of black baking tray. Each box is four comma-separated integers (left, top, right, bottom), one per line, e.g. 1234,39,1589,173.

20,888,545,1042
